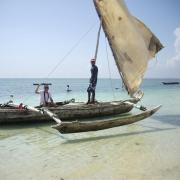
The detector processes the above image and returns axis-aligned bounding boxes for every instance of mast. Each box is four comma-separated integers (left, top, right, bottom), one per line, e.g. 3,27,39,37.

94,21,102,61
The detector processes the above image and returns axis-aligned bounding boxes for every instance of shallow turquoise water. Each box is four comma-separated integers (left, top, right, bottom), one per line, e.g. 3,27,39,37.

0,78,180,117
0,78,180,180
0,78,180,108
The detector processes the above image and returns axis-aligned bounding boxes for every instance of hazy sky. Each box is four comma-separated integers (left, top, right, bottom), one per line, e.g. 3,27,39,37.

0,0,180,78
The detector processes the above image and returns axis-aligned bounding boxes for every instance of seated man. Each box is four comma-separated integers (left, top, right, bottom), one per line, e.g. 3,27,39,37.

35,84,55,107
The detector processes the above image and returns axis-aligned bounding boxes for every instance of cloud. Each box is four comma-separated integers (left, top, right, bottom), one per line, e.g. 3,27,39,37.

167,27,180,70
145,28,180,78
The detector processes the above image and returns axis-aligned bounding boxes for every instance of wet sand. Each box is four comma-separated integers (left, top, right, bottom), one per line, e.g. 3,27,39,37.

0,112,180,180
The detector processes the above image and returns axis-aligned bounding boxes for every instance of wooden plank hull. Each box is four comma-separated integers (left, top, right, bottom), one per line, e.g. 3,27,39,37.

0,100,137,124
52,106,161,134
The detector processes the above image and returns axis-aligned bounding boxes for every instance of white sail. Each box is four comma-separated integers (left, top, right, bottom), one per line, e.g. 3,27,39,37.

94,0,163,96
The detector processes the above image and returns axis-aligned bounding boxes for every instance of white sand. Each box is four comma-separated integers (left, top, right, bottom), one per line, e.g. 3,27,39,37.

0,114,180,180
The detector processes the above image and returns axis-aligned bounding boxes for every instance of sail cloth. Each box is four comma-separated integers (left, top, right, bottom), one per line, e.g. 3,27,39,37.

93,0,163,96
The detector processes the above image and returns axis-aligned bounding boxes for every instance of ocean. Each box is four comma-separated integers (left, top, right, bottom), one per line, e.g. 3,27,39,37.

0,78,180,107
0,78,180,180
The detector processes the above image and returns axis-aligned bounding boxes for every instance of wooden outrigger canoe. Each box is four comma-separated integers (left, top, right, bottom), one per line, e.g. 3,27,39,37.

0,99,138,124
52,106,161,134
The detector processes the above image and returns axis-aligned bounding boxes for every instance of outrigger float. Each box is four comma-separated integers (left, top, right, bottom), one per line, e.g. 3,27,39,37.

52,106,161,134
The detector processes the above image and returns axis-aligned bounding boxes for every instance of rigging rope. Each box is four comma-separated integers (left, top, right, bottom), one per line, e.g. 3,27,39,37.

105,37,115,101
46,23,97,78
22,23,97,104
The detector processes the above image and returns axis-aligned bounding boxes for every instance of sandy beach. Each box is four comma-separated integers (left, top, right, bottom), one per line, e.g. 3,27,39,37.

0,110,180,180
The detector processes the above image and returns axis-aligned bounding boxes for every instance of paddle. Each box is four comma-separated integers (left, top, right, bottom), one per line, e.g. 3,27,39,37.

33,83,52,86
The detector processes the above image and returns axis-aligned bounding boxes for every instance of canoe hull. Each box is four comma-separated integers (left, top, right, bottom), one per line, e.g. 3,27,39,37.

0,100,136,124
52,106,161,134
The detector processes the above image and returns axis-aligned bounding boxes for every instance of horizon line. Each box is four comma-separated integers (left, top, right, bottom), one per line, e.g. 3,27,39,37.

0,77,179,80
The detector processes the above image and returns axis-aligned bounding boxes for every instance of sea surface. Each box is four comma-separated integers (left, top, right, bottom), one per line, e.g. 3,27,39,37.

0,78,180,180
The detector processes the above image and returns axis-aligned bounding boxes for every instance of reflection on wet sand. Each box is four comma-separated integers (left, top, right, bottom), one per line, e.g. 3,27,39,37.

62,127,174,145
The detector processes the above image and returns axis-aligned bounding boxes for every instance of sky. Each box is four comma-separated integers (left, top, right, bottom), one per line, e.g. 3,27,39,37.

0,0,180,79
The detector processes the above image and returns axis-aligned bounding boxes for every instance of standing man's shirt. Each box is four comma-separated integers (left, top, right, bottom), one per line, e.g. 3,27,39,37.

90,64,98,87
39,90,52,106
35,84,55,107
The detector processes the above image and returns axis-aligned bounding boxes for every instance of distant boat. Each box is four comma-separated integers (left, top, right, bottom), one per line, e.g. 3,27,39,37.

162,82,180,85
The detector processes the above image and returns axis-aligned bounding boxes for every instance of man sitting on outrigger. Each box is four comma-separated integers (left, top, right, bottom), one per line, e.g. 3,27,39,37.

87,58,98,104
35,84,55,107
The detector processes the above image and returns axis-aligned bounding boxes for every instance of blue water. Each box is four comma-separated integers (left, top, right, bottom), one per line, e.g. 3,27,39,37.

0,78,180,111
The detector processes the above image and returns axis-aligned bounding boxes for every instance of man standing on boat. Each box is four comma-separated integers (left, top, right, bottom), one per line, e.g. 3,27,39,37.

87,59,98,104
35,84,55,107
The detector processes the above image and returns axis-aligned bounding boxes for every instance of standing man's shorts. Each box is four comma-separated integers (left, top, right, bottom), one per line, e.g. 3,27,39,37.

87,84,96,92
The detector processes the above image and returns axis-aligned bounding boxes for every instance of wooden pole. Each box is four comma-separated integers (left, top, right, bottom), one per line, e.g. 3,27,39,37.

33,83,52,86
94,21,102,62
7,102,61,124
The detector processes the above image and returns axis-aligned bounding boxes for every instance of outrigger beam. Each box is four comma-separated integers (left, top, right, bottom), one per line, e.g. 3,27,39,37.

5,101,61,124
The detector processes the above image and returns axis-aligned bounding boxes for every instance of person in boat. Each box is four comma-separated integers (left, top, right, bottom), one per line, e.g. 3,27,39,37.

35,84,55,107
87,58,98,104
66,85,72,92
